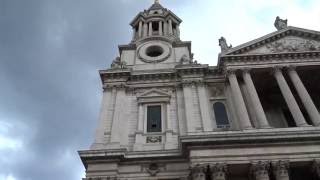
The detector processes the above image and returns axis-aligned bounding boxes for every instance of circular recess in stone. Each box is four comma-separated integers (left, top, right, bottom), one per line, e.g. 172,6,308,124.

138,42,171,63
146,45,164,57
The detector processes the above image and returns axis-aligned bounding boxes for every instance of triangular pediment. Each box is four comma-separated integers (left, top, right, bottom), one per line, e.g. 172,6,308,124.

224,26,320,56
137,88,171,98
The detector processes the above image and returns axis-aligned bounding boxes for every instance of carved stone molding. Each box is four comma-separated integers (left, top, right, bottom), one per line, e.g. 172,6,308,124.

266,39,320,53
146,136,162,143
251,161,270,180
146,163,160,176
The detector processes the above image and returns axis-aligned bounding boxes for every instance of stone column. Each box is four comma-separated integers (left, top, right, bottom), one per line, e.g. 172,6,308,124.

287,66,320,126
272,161,290,180
163,21,168,35
176,24,180,38
243,69,270,128
251,161,270,180
198,83,215,130
148,22,153,36
211,163,227,180
143,23,148,37
132,27,136,40
191,165,206,180
228,70,252,129
273,66,308,127
159,21,163,36
138,21,143,38
168,19,173,35
312,160,320,178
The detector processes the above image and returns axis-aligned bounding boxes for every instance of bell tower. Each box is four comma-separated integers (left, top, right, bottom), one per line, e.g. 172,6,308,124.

116,0,192,71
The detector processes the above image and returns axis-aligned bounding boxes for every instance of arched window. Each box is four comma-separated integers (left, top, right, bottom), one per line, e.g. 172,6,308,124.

213,102,230,128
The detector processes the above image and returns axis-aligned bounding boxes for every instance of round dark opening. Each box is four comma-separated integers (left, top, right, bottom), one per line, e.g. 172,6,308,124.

146,45,163,57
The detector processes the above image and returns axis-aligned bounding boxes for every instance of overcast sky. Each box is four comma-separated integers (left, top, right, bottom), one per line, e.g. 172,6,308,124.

0,0,319,180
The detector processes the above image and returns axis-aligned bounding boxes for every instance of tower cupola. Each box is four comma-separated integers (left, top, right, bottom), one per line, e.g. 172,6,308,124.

130,0,182,42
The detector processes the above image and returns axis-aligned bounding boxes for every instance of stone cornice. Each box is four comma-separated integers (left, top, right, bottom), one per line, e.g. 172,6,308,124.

219,51,320,67
79,127,320,168
224,26,320,56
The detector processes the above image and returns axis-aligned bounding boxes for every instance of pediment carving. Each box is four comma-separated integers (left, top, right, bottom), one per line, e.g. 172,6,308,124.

224,27,320,56
247,36,320,54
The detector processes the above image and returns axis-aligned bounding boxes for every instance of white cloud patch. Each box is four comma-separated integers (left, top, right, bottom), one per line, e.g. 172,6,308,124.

0,174,17,180
0,121,23,151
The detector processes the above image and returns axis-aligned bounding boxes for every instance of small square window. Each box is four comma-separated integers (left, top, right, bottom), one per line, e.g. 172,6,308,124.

147,105,162,132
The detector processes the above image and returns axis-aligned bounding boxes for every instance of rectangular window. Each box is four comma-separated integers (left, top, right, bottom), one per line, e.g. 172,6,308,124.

147,105,162,132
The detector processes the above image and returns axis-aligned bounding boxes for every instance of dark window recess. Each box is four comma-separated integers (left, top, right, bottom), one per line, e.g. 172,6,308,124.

282,108,296,127
152,21,159,31
147,105,162,132
214,102,230,128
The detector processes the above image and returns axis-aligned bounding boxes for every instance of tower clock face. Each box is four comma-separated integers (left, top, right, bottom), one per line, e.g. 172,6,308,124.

138,42,171,63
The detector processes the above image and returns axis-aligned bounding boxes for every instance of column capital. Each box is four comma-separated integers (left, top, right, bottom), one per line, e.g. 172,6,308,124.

242,67,252,74
210,163,227,173
211,163,227,180
251,161,270,179
312,159,320,178
226,68,238,76
272,160,290,177
271,65,285,75
190,164,206,180
286,65,297,72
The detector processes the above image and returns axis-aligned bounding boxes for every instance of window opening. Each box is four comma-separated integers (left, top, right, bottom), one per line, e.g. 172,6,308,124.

213,102,230,128
147,105,162,132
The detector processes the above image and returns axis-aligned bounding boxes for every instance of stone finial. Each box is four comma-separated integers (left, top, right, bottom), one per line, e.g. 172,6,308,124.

219,37,232,53
274,16,288,30
155,0,160,4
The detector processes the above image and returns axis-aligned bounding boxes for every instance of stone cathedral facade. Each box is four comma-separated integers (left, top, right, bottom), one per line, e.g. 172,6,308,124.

79,1,320,180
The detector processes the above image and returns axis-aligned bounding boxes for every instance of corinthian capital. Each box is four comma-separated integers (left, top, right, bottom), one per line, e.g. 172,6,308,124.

312,160,320,178
190,164,206,180
211,163,227,180
251,161,270,179
272,160,290,178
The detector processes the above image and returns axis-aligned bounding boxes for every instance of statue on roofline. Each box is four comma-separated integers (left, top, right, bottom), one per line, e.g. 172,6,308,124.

219,37,232,53
274,16,288,30
111,56,127,69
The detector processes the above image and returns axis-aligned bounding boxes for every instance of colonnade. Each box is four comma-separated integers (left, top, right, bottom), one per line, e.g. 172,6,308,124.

227,66,320,129
133,19,180,40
